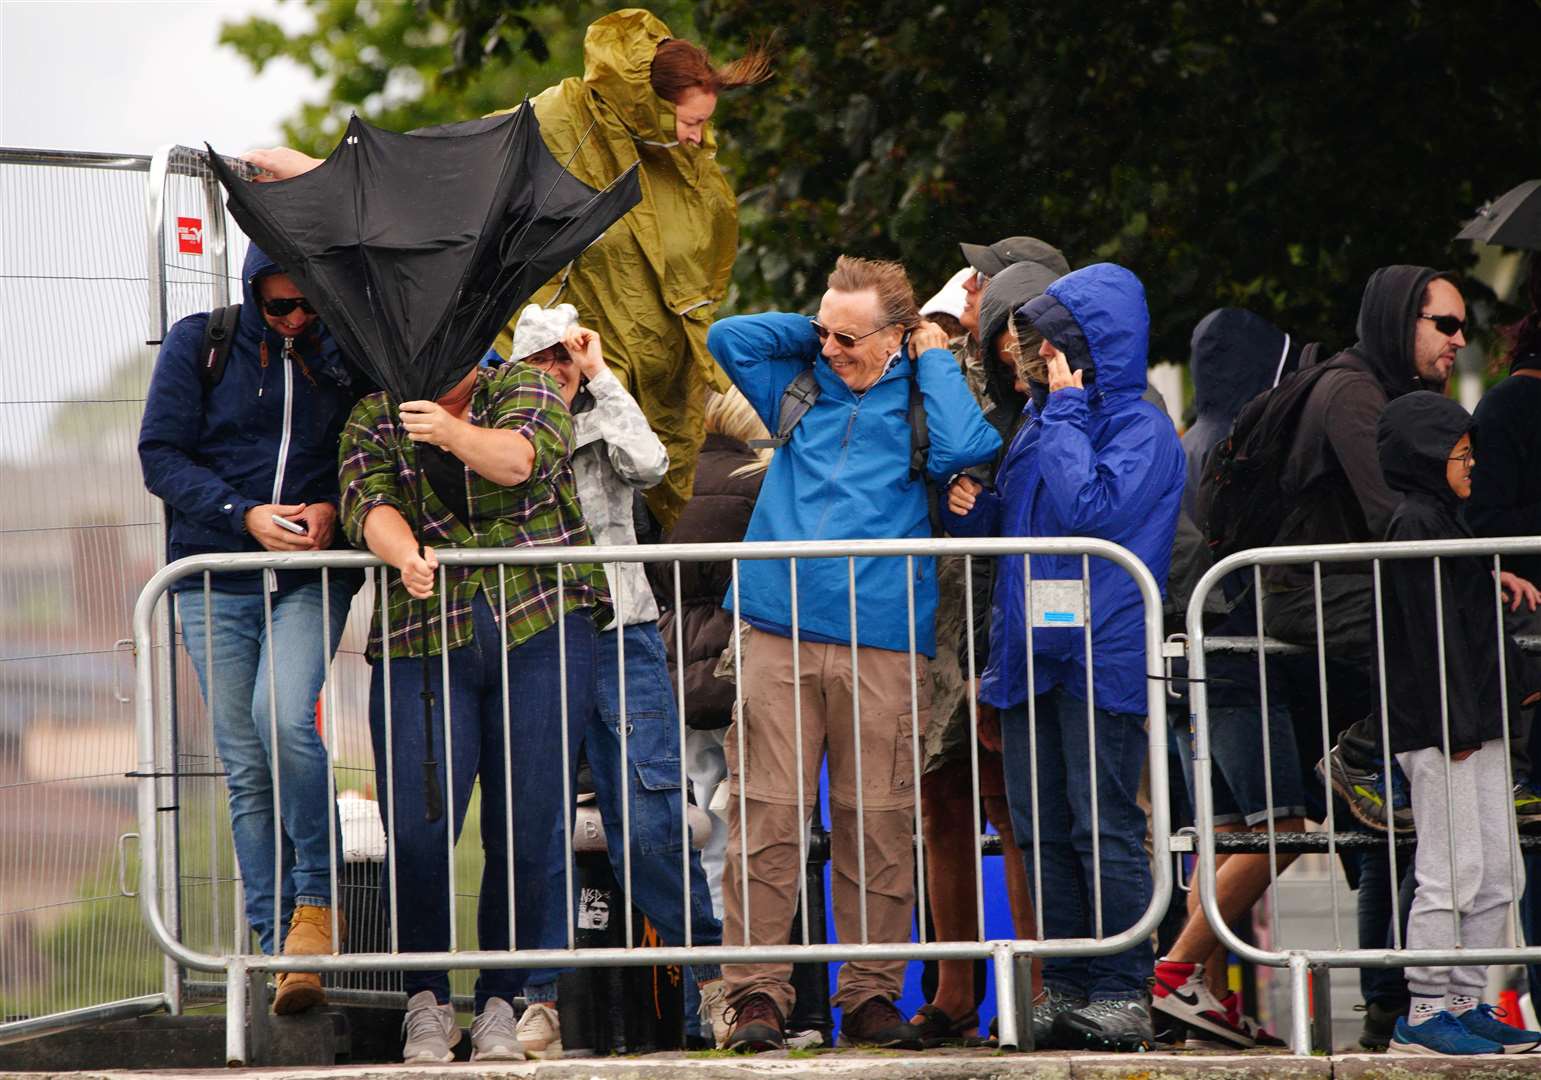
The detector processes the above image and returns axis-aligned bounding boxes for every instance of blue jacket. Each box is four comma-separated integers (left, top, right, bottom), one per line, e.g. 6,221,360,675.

138,246,362,593
942,264,1184,713
707,313,1001,655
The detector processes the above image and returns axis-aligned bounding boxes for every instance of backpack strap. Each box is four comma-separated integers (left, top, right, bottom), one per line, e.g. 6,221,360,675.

749,367,821,449
199,304,242,394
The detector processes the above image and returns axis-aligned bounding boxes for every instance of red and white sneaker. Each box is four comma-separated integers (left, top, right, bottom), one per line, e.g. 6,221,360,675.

1151,959,1258,1050
1220,991,1285,1048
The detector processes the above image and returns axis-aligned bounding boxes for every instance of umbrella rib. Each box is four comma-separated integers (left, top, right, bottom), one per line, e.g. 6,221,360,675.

497,113,603,271
503,161,641,280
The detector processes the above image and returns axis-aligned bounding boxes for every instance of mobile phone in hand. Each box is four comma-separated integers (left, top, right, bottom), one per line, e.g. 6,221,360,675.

271,513,308,535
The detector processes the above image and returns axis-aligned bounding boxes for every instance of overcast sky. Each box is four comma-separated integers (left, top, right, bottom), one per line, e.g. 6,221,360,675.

2,0,321,156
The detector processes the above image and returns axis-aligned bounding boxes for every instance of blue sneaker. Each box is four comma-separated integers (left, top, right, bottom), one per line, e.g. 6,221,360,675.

1317,744,1414,832
1389,1012,1502,1056
1456,1003,1541,1053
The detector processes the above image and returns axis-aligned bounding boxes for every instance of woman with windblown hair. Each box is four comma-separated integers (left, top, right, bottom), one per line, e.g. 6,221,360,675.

245,8,774,531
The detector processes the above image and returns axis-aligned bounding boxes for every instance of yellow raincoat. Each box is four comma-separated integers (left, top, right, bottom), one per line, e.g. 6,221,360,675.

494,9,737,528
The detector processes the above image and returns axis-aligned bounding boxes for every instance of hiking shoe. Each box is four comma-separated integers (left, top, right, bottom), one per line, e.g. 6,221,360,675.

725,993,785,1052
1516,782,1541,830
401,989,460,1063
1389,1012,1502,1055
1053,998,1155,1052
514,1001,562,1059
1456,1003,1541,1053
698,978,731,1048
1031,985,1088,1049
273,904,345,1015
1317,744,1414,832
1151,959,1257,1049
1357,1000,1405,1051
840,996,923,1049
469,997,524,1061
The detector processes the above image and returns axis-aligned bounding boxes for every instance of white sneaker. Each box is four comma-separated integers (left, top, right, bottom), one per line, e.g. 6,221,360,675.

516,1001,563,1059
698,978,730,1047
470,997,525,1061
401,989,460,1063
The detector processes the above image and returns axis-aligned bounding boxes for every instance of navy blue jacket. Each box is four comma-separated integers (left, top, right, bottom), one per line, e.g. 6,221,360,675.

942,263,1185,714
138,246,362,593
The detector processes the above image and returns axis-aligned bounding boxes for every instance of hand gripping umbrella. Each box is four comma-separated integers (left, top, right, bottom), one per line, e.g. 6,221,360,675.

210,108,641,821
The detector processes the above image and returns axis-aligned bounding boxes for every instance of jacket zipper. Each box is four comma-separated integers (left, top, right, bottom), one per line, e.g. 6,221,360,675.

265,336,296,592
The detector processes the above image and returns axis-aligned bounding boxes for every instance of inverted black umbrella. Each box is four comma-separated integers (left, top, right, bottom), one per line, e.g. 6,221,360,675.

1456,180,1541,249
209,109,641,821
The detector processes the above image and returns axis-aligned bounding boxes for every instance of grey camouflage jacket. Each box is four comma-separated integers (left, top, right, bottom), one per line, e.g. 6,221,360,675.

571,366,669,629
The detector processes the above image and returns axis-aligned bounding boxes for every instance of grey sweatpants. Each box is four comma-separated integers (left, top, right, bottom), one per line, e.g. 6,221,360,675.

1395,740,1524,998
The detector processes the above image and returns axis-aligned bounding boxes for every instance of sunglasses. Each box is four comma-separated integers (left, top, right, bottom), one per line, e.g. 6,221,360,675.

262,297,316,318
1419,312,1466,338
810,317,895,349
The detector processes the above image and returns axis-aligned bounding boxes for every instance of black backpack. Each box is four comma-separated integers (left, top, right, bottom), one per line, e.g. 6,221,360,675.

749,339,942,533
198,304,242,392
1195,345,1345,558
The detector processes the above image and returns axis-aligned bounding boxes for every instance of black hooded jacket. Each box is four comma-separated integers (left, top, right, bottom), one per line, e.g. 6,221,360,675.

975,254,1066,447
1272,265,1451,584
1377,392,1530,753
1468,368,1541,583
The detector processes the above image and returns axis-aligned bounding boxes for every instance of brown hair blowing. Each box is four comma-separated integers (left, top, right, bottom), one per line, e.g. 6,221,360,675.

827,255,921,332
649,38,774,102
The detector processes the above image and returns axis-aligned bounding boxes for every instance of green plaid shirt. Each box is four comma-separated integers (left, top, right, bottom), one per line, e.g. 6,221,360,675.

339,363,608,661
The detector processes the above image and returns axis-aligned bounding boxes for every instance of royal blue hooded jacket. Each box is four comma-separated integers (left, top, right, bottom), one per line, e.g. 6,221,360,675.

706,313,1001,656
138,246,363,593
942,263,1185,713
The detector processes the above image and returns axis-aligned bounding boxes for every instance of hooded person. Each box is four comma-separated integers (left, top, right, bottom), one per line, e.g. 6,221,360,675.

941,262,1186,1052
1372,391,1541,1056
138,244,366,1015
974,256,1066,439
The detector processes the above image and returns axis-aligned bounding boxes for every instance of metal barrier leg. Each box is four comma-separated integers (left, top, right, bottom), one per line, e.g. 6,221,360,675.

1012,953,1035,1051
1309,963,1333,1053
247,966,271,1065
225,959,248,1067
1288,954,1311,1056
993,943,1020,1051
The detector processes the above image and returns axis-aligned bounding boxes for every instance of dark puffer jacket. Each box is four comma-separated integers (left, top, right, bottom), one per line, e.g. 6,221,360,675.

647,433,764,729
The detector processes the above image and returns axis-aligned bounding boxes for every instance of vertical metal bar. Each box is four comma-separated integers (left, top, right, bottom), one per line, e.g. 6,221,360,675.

145,144,171,341
673,560,692,949
558,567,574,949
906,557,927,945
321,569,339,952
1254,566,1280,947
202,173,230,308
202,574,216,955
616,567,634,947
789,558,810,945
992,943,1019,1050
500,565,515,951
224,958,247,1066
438,564,456,953
1432,557,1461,948
848,556,869,944
380,568,399,953
732,560,750,945
1494,555,1524,928
1372,560,1402,949
1288,954,1312,1056
1309,963,1333,1053
1024,556,1044,941
1312,562,1342,949
263,584,282,953
1082,554,1102,939
963,554,985,943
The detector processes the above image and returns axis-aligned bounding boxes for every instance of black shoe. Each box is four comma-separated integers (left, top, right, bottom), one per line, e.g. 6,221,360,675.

1031,986,1088,1049
840,997,923,1049
1316,744,1414,832
909,1003,980,1048
1356,1000,1405,1052
1052,998,1155,1052
724,993,785,1053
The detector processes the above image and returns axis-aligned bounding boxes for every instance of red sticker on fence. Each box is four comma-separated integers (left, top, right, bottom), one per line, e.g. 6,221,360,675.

176,217,204,255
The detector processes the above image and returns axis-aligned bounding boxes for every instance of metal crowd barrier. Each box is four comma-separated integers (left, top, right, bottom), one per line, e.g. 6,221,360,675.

1185,536,1541,1055
133,537,1170,1064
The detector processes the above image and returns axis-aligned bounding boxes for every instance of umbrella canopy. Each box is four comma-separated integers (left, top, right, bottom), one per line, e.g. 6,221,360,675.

208,108,642,403
1456,180,1541,250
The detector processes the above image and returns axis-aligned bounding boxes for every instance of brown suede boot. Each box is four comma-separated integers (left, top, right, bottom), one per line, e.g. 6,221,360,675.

273,904,346,1015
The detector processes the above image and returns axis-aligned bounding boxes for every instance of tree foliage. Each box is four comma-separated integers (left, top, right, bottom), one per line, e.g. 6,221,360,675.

224,1,1541,363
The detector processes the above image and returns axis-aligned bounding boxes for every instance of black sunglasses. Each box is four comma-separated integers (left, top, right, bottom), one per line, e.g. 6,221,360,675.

1419,312,1466,338
810,317,895,349
262,297,317,318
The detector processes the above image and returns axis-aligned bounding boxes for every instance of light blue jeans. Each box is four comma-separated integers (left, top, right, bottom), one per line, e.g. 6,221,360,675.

178,581,351,954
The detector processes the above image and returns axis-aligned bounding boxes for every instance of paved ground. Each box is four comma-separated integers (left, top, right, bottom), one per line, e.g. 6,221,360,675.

13,1049,1541,1080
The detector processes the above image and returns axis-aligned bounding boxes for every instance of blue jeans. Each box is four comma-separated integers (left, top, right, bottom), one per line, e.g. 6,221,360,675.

369,597,594,1011
178,581,352,955
1000,687,1152,1000
525,623,721,1019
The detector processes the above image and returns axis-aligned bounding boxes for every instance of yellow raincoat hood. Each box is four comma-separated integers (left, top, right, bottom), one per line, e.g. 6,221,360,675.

494,8,739,528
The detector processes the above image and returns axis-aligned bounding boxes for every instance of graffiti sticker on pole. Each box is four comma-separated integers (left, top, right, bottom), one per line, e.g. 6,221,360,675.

1031,580,1086,627
176,217,204,255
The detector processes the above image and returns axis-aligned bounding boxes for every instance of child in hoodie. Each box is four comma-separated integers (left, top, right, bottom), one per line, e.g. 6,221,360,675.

1375,391,1541,1056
